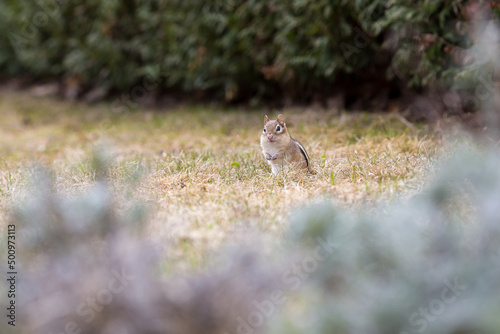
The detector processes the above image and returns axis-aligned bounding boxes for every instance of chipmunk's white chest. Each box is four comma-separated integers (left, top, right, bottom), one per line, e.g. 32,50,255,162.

261,137,288,173
261,139,280,155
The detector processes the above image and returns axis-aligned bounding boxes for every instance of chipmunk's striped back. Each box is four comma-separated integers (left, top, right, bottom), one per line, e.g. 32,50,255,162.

291,137,310,168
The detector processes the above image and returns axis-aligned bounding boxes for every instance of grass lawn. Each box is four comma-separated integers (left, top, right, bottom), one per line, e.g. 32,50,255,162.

0,89,442,266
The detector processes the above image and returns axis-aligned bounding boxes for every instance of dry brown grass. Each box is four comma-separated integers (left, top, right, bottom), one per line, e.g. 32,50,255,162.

0,89,443,265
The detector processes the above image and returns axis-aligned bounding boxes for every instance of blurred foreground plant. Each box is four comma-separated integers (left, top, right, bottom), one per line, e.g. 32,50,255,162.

1,152,278,334
269,144,500,334
3,140,500,334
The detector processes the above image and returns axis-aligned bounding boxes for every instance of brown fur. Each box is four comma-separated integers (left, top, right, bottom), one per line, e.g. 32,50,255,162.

260,114,310,174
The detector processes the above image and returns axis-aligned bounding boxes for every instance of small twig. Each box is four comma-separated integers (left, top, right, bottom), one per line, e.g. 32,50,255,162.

398,115,416,130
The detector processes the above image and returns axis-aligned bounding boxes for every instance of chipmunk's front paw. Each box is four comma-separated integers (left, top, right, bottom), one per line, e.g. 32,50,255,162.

265,153,272,160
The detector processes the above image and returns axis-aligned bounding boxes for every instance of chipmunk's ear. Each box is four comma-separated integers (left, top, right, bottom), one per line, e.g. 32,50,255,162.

264,115,269,125
277,114,285,126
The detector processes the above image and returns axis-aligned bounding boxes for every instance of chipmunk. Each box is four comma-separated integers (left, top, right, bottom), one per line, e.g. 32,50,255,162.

260,114,310,174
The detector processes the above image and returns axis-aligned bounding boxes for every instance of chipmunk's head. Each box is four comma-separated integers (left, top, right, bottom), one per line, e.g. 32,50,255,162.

262,114,288,143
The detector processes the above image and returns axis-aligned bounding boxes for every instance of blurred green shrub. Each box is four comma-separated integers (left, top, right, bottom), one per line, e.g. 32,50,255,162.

0,1,493,104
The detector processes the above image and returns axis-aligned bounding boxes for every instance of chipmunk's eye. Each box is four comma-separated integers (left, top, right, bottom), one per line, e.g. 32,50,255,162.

276,125,281,132
263,128,266,133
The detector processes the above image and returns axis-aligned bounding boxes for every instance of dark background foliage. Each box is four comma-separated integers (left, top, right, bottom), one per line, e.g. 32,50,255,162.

0,0,496,110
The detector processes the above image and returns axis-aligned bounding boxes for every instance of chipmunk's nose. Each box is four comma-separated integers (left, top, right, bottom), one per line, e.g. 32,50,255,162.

267,134,273,141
